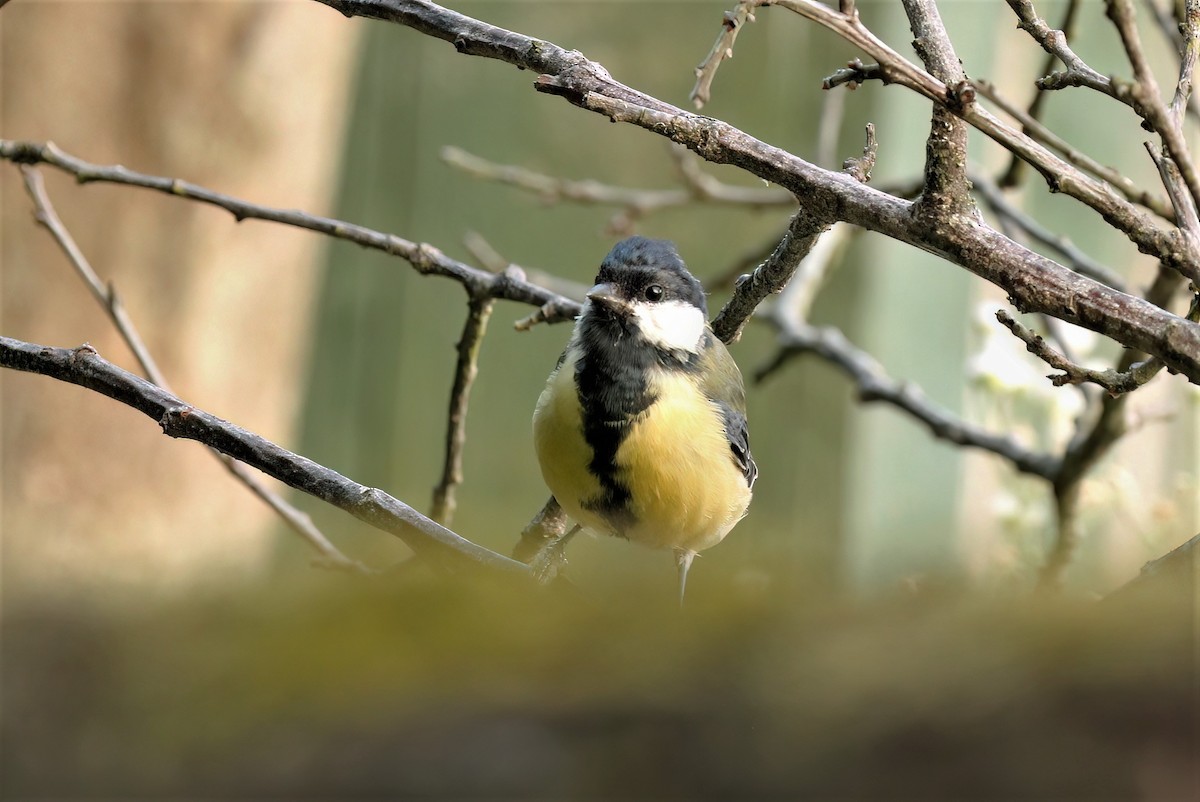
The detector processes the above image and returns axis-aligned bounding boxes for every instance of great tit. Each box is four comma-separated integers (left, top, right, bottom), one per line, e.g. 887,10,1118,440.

531,236,756,602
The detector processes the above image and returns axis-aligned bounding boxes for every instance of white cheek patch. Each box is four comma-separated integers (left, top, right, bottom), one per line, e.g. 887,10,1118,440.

632,299,706,354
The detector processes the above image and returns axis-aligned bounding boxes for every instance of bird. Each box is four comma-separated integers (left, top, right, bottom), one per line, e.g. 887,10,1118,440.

528,236,756,603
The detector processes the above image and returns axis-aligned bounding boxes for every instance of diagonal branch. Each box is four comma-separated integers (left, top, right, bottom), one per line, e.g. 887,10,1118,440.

310,0,1198,381
0,336,530,576
19,166,369,574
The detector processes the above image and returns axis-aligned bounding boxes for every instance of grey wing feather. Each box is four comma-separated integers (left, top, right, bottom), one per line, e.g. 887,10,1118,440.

698,332,757,488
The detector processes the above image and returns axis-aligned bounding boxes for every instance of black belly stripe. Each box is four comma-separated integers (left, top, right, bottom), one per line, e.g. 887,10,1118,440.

573,317,661,533
573,312,706,533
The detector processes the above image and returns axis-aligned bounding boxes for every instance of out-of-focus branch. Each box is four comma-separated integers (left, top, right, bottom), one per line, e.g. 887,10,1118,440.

0,139,582,327
19,166,370,574
441,145,793,236
0,336,530,576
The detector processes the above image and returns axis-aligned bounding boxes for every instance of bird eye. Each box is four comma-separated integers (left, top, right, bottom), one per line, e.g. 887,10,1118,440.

644,284,664,302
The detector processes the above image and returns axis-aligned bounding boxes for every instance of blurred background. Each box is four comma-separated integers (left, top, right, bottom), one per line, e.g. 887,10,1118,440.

2,0,1197,797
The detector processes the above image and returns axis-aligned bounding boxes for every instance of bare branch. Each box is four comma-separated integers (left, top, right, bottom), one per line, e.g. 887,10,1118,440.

902,0,976,217
0,336,529,576
999,0,1082,190
431,293,495,526
1169,0,1199,125
996,310,1165,393
702,0,1193,277
1006,0,1114,96
13,6,1200,380
1106,0,1200,217
711,207,831,344
691,1,756,109
1,139,582,324
756,321,1060,480
972,79,1174,219
971,172,1126,290
19,166,370,574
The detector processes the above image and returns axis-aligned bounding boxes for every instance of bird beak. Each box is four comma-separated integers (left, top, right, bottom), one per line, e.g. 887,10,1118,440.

586,283,632,316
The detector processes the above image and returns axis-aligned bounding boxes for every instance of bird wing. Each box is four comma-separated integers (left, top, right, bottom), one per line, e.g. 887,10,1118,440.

697,332,757,488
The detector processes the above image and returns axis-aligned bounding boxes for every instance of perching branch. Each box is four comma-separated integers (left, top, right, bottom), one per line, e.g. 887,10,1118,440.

0,336,529,576
19,166,369,574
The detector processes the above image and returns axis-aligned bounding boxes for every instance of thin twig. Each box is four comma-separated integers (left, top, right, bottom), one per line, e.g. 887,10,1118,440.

1106,0,1200,218
971,79,1174,219
996,309,1165,393
0,336,530,576
430,293,495,526
1168,0,1199,125
1006,0,1115,96
691,1,757,109
999,0,1082,189
1145,143,1200,284
19,166,370,574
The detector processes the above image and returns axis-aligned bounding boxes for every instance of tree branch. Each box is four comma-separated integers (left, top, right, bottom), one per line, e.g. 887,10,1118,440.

971,78,1174,219
430,292,495,526
902,0,976,218
756,320,1060,480
999,0,1081,189
300,0,1200,382
19,166,370,574
691,1,757,109
0,139,582,326
0,336,530,576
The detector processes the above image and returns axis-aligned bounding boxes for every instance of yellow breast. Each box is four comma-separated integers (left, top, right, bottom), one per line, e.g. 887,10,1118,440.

533,355,751,554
